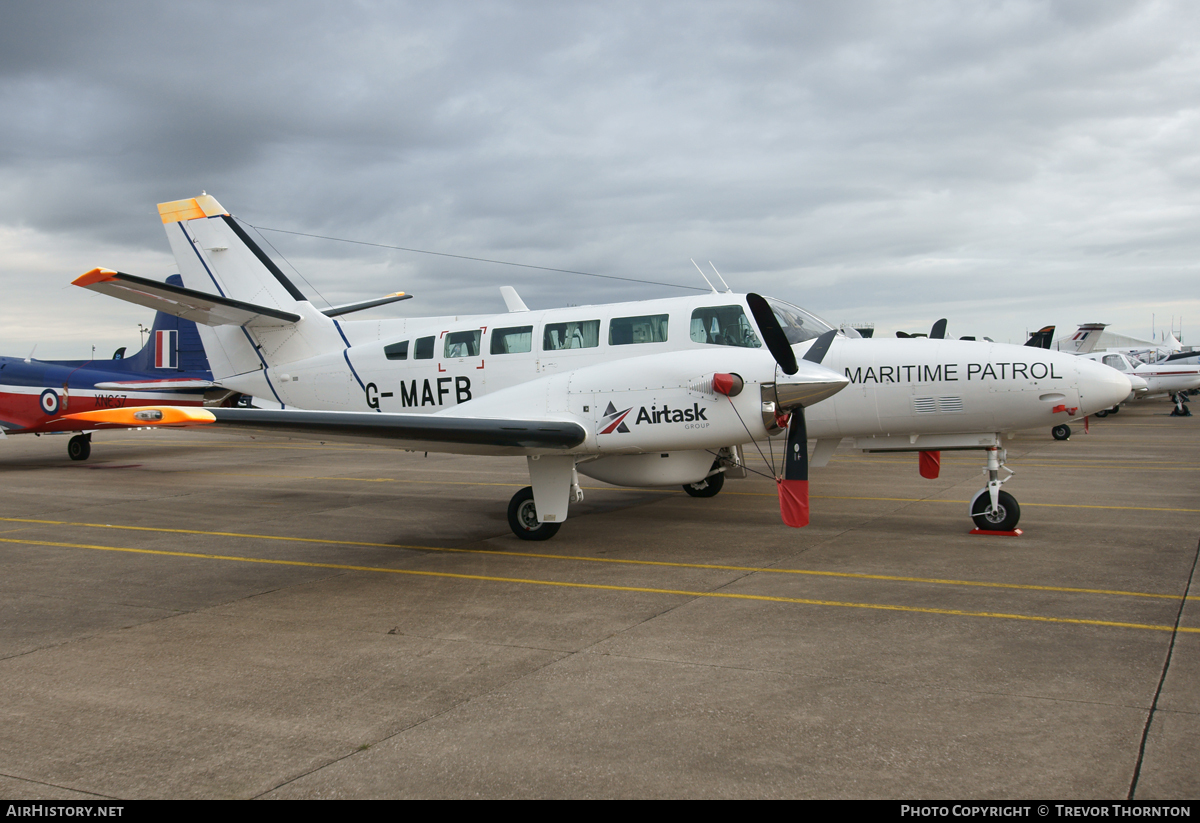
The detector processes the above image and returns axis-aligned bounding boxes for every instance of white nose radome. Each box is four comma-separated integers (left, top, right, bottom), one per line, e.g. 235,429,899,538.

1075,357,1133,414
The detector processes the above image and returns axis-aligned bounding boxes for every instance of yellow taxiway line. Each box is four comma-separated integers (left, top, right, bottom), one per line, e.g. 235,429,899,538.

0,516,1186,601
0,535,1192,636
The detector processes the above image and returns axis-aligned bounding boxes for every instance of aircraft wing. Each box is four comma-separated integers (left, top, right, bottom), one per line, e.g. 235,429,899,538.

73,269,300,328
63,406,588,457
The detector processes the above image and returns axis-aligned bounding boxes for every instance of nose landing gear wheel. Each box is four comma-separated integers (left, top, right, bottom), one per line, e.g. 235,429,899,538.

1051,424,1071,441
507,486,562,541
971,490,1020,531
67,434,91,461
682,470,724,498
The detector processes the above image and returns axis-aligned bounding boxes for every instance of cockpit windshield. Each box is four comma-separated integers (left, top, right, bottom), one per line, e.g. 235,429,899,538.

761,297,836,344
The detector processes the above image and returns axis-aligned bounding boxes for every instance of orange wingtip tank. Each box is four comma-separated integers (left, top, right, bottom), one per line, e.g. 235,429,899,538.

72,268,120,287
62,407,217,427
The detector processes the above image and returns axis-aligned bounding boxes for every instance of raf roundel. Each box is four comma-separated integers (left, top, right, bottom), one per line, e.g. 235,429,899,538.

39,389,60,416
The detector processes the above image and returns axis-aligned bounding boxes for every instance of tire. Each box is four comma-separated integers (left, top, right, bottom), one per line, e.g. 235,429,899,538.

971,490,1021,531
1110,405,1120,414
1094,410,1108,418
1051,424,1070,441
682,469,725,498
507,486,562,541
67,434,91,461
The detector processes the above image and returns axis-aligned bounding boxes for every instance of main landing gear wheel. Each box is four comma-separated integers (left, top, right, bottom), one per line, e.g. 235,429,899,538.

1051,424,1071,441
971,490,1021,531
507,486,562,541
67,434,91,461
682,469,724,498
1093,410,1109,418
1110,405,1120,414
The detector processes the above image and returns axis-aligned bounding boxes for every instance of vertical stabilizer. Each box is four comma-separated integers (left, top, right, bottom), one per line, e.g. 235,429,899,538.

157,195,344,392
117,275,211,376
1061,323,1108,354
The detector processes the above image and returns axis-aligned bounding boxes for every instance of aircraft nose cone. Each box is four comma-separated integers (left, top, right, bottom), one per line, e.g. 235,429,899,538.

1076,357,1133,413
774,361,850,410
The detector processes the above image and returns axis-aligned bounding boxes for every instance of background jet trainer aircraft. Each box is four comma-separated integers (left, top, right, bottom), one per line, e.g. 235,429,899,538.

0,282,215,460
71,194,1130,539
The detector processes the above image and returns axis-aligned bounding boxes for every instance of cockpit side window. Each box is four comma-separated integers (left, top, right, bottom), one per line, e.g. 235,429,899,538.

690,306,762,348
414,336,435,360
384,340,409,361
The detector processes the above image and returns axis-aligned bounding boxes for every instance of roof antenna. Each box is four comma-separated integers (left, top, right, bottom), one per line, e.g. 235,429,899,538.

708,262,732,293
690,259,718,293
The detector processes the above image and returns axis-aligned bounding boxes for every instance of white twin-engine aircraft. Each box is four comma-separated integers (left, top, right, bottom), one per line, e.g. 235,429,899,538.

69,194,1131,540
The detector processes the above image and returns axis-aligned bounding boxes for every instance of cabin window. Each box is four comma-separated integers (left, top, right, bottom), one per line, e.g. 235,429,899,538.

414,336,435,360
690,306,762,348
444,330,481,358
491,326,533,354
610,314,668,345
384,340,409,361
543,320,600,351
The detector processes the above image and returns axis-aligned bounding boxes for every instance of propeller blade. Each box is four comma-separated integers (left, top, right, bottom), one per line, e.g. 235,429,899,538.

746,293,799,376
930,318,947,339
777,406,809,527
802,329,837,364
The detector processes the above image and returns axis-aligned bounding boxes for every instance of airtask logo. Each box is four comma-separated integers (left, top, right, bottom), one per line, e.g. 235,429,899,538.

598,401,708,435
598,403,632,434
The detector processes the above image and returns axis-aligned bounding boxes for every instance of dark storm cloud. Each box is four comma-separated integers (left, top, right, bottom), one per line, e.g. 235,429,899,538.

1,0,1198,356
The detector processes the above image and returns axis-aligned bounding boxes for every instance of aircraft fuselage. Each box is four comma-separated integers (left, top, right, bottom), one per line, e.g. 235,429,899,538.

214,292,1127,451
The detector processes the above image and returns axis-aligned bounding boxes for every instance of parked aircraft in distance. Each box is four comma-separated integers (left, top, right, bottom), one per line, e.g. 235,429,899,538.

1078,351,1199,417
70,194,1131,538
1057,322,1183,362
0,281,216,460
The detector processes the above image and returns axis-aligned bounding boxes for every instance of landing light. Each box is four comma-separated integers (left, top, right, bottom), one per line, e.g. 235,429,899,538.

134,410,164,422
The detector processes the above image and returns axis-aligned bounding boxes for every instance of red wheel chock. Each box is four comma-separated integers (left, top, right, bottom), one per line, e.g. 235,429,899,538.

969,528,1023,536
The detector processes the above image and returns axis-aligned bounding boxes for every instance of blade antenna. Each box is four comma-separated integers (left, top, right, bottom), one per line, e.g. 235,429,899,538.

708,262,732,293
690,259,718,293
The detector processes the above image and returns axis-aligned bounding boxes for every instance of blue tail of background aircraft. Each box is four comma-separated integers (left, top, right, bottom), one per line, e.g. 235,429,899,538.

104,275,210,376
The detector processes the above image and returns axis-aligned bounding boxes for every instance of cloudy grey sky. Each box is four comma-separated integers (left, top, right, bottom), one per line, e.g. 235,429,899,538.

2,0,1198,358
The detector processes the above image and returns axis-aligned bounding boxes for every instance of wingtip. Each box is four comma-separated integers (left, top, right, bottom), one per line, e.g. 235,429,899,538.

73,268,119,287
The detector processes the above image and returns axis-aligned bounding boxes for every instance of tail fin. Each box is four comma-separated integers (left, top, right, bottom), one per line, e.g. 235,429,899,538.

1064,322,1107,354
113,275,212,376
156,194,343,382
1024,325,1055,350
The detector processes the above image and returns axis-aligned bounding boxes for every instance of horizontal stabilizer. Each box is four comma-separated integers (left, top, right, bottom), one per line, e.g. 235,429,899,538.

322,292,413,317
63,407,588,455
93,379,216,391
73,269,300,328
